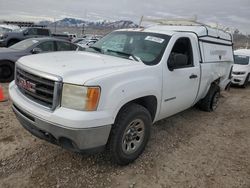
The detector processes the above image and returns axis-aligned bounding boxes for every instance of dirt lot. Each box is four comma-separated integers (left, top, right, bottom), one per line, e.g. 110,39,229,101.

0,83,250,188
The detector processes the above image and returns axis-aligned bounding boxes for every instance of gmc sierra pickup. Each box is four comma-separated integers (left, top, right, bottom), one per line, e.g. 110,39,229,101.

9,24,233,165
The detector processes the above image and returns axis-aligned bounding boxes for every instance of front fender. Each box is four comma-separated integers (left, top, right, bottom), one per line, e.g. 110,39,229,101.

85,66,163,123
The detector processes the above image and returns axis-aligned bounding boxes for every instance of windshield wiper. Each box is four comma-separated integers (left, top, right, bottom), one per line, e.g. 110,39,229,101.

106,49,140,62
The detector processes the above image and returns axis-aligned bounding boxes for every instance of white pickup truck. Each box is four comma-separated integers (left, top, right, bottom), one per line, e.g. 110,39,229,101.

9,24,233,165
232,49,250,87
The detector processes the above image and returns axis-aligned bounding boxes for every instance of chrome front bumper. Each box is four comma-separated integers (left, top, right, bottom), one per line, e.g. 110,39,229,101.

12,104,111,153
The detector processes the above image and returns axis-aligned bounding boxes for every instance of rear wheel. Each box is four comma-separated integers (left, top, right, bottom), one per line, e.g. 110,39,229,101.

198,84,220,112
108,103,152,165
0,61,14,82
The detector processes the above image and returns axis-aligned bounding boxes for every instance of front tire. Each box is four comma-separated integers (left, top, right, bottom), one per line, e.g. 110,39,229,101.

108,103,152,165
198,84,220,112
0,61,14,82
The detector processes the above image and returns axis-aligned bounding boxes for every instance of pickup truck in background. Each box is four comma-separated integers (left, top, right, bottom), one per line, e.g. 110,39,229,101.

232,49,250,88
0,27,71,47
9,24,233,165
0,27,51,47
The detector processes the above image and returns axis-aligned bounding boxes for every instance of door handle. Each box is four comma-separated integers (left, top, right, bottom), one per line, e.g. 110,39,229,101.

189,74,198,79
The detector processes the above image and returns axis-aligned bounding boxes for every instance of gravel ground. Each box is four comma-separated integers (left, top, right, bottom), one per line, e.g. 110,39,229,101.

0,83,250,188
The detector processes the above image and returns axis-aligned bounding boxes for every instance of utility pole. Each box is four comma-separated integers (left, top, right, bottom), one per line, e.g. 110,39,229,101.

82,23,85,37
246,32,249,49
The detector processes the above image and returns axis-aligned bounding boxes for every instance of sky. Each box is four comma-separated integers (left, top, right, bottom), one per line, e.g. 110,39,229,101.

0,0,250,33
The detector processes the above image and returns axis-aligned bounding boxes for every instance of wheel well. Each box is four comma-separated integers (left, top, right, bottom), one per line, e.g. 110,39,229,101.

116,96,158,122
7,39,20,46
0,60,14,66
212,78,220,86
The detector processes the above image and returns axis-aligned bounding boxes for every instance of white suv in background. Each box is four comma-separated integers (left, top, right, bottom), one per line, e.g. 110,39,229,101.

232,49,250,87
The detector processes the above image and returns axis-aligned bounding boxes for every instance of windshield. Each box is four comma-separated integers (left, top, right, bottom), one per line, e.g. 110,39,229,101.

234,55,250,65
9,39,39,50
85,31,170,65
12,28,26,32
0,27,12,34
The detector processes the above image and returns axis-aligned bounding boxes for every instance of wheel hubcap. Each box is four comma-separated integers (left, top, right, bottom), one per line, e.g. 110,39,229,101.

122,119,145,154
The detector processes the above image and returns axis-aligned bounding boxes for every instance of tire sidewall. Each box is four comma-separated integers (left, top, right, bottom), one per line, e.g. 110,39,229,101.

111,104,151,164
210,89,220,111
0,61,14,82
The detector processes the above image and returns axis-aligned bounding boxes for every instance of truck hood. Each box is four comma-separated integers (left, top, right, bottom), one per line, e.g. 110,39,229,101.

17,51,144,84
233,64,249,72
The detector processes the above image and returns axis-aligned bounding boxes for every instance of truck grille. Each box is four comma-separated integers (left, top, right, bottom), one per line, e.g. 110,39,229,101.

16,67,62,110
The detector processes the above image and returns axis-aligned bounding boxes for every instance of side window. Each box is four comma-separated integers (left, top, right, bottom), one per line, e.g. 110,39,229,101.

37,29,49,36
70,44,78,50
36,41,55,52
57,41,74,51
168,37,193,69
28,28,38,35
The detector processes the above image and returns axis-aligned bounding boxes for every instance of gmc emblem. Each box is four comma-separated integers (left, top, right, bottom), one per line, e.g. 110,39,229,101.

18,78,36,93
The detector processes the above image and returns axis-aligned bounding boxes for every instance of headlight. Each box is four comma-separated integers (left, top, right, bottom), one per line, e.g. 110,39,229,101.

61,84,100,111
0,34,7,40
232,71,246,75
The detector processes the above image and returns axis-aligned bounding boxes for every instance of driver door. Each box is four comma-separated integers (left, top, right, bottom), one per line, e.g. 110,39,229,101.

159,35,200,119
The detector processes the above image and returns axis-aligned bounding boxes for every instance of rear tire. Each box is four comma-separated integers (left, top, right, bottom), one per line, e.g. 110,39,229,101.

198,84,220,112
0,61,14,82
108,103,152,165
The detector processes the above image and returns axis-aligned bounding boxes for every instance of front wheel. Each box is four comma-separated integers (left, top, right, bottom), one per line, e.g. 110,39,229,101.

108,104,152,165
0,61,14,82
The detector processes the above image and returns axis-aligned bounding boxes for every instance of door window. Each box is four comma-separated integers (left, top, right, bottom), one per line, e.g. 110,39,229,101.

28,28,38,35
36,41,55,52
37,29,49,36
56,41,77,51
168,37,193,69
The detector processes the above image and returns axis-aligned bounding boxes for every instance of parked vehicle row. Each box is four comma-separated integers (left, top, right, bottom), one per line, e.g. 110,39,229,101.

72,35,102,48
232,49,250,88
9,24,234,165
0,26,80,47
0,27,51,47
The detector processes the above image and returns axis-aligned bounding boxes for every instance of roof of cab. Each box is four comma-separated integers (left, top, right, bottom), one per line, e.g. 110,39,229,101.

117,25,232,41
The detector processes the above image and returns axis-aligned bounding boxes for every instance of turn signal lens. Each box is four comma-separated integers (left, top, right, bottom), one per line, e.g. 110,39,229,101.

86,87,100,111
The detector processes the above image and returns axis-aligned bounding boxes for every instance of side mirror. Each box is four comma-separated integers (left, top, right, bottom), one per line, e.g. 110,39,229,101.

31,48,42,54
167,53,188,71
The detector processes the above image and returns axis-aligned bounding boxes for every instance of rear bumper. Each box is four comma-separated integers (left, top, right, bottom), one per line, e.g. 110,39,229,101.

12,104,111,153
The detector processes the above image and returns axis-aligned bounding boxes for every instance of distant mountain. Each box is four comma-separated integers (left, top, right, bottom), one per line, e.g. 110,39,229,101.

38,18,138,29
